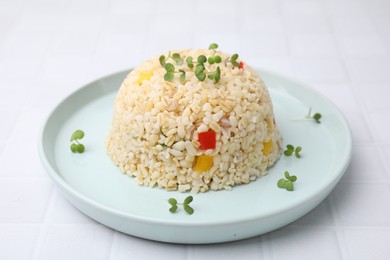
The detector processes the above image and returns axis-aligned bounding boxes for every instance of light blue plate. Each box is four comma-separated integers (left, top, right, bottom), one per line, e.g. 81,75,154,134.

38,69,352,244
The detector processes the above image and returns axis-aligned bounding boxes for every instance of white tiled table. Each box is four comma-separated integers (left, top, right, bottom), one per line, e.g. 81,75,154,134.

1,0,390,259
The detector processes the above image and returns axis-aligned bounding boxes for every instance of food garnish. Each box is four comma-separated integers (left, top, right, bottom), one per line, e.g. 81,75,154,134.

70,130,85,153
306,107,322,123
168,196,194,214
277,171,297,191
284,144,302,158
159,43,240,83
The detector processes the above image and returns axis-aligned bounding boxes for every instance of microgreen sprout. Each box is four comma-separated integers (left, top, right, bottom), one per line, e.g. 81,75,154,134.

160,43,241,83
306,107,322,123
186,56,194,68
168,196,194,214
284,144,302,158
277,171,297,191
209,43,218,51
70,130,85,153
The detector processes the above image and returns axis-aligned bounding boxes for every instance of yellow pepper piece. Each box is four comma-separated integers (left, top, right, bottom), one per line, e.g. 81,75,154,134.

193,155,214,173
137,71,153,85
262,140,274,156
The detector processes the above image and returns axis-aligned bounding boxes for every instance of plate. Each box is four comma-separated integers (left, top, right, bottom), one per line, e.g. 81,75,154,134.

38,69,352,244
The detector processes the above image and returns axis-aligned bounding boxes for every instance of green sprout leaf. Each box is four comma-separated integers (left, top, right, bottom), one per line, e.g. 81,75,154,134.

159,55,166,66
230,53,240,67
208,56,215,64
164,72,174,82
179,69,186,83
183,204,194,215
70,143,77,152
183,195,193,204
70,130,85,153
214,55,222,63
165,63,175,72
313,113,322,123
197,55,207,64
209,43,219,50
169,205,178,213
168,198,177,206
76,144,85,153
186,56,194,68
295,146,302,158
70,130,84,142
172,53,183,65
277,171,297,191
168,196,194,214
284,144,302,158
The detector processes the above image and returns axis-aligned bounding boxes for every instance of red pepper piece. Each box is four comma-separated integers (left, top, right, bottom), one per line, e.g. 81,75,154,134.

198,130,216,150
239,61,244,69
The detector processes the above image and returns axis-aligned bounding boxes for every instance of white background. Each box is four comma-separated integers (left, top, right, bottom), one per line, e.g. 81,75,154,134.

1,0,390,259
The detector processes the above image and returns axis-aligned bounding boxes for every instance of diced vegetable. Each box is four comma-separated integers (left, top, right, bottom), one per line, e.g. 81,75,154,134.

137,71,153,84
239,61,244,69
198,130,216,150
262,140,273,156
193,155,214,172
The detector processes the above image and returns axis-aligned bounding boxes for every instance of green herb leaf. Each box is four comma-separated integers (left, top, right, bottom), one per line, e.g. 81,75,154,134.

285,181,294,191
172,53,183,65
208,56,215,64
289,175,297,182
70,130,84,141
277,178,286,188
183,204,194,214
197,55,207,64
159,55,166,66
209,43,219,50
164,72,174,82
76,144,85,153
179,69,186,83
313,113,322,123
230,53,240,67
70,143,77,153
165,63,175,72
183,195,193,205
214,55,222,63
284,171,291,179
295,146,302,158
168,198,177,205
169,205,178,213
186,56,194,68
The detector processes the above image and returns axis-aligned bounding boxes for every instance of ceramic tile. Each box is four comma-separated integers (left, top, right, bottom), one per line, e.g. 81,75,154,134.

34,224,114,260
241,33,289,57
267,227,342,260
0,139,47,178
293,59,348,83
290,33,339,58
189,237,262,260
0,79,32,108
369,112,390,142
337,34,388,58
13,107,50,140
329,14,376,34
0,179,53,223
330,183,390,226
240,14,285,33
0,225,40,260
192,32,241,55
345,59,390,81
355,82,390,111
283,14,330,34
45,190,95,224
341,144,388,183
292,199,335,226
280,0,324,16
343,228,390,260
110,232,187,260
0,109,20,140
